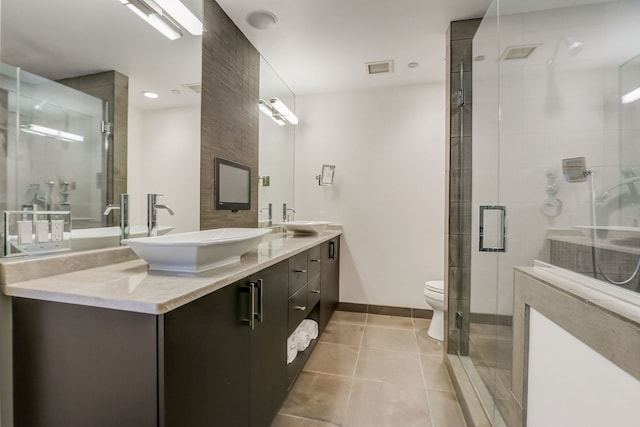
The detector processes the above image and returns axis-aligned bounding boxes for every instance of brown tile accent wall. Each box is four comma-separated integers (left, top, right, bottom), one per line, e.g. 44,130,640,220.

446,18,480,357
200,0,259,230
58,71,129,227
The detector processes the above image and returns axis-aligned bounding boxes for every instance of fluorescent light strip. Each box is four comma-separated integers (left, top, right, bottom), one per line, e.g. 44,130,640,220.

21,124,84,142
269,98,299,125
258,99,274,117
121,1,182,40
153,0,203,36
622,87,640,104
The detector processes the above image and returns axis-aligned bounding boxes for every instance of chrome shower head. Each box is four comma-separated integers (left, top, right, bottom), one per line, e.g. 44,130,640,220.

547,36,583,66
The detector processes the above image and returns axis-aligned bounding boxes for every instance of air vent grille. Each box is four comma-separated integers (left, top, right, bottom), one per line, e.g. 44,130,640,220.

500,45,539,61
366,60,394,75
182,83,202,93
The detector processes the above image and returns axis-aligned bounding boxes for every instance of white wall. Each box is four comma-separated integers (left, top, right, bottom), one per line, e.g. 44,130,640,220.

127,106,200,233
294,83,445,309
527,308,640,427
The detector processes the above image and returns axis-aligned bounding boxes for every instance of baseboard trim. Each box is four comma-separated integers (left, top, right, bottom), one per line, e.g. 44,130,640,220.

470,312,513,326
337,302,433,319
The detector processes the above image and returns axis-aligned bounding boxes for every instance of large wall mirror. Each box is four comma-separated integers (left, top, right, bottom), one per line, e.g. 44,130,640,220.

258,57,295,226
0,0,203,254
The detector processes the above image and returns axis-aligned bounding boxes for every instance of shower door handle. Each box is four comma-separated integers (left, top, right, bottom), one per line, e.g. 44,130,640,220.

479,205,506,252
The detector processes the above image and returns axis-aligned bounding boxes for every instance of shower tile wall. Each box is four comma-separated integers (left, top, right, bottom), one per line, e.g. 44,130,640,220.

59,71,129,227
0,90,7,214
200,0,259,230
446,19,481,357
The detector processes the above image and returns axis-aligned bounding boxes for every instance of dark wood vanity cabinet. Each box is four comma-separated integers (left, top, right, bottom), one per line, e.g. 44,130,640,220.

12,238,339,427
161,260,289,427
319,237,340,334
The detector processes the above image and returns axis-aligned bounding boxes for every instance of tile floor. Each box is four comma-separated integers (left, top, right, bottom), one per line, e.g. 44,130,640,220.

271,311,467,427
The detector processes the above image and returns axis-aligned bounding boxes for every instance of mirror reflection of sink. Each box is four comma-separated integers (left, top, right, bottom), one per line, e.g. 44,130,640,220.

121,228,272,273
70,225,173,252
279,221,330,235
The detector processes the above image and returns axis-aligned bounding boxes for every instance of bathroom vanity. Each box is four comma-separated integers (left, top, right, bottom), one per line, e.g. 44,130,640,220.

1,229,341,427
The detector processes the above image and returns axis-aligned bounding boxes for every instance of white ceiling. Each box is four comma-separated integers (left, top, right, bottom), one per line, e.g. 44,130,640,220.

216,0,491,95
1,0,490,108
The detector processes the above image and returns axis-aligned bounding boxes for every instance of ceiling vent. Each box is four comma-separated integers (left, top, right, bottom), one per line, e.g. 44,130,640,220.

181,83,202,93
500,45,540,61
366,60,394,75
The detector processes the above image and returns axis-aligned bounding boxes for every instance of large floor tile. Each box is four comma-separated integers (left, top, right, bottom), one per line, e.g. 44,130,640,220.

420,355,453,392
413,318,432,331
271,413,340,427
416,328,445,356
280,371,352,425
320,322,365,346
427,390,466,427
343,379,432,427
304,342,359,377
366,314,414,330
330,311,367,325
355,347,423,387
361,325,419,353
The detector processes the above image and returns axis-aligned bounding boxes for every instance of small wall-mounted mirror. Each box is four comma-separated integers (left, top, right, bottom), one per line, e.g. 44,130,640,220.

318,164,336,186
214,157,251,212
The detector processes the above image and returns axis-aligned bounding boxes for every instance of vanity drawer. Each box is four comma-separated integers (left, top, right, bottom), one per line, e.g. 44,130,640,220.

288,252,308,295
307,274,321,309
288,284,309,335
307,245,322,278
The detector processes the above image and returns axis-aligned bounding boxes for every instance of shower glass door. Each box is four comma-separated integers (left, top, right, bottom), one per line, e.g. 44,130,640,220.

1,63,106,229
457,0,640,425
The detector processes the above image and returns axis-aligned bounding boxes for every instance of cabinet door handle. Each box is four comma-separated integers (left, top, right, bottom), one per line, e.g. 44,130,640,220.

252,279,264,323
243,283,255,330
310,290,321,294
294,306,307,311
295,269,307,273
329,241,336,259
310,259,321,263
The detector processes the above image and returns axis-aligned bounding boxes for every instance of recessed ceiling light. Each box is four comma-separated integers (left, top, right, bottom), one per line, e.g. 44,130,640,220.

408,62,419,68
246,10,278,30
143,91,159,99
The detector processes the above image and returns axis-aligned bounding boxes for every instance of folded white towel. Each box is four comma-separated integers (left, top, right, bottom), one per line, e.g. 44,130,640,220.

295,330,311,351
300,319,319,340
287,333,298,364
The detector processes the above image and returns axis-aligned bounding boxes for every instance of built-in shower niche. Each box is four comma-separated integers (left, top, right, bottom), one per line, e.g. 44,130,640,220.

1,62,106,239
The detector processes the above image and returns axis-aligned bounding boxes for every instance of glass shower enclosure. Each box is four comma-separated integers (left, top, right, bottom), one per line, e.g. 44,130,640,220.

0,62,106,256
449,0,640,425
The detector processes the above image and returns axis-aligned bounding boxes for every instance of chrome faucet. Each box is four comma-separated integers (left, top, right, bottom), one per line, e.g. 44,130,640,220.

103,193,130,240
283,203,296,222
260,203,273,226
147,193,174,237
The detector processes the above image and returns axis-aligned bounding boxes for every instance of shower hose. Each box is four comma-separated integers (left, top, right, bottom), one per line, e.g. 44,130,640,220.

588,172,640,285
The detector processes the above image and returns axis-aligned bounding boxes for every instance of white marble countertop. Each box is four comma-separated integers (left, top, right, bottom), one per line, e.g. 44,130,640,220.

1,229,342,315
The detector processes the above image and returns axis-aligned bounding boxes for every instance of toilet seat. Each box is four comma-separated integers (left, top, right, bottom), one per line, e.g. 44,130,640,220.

424,280,444,295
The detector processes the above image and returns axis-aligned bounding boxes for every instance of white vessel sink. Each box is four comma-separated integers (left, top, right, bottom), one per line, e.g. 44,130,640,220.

122,228,271,273
279,221,330,235
70,225,173,251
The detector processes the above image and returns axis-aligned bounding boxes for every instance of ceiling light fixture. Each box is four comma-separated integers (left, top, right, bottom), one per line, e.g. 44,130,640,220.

143,91,160,98
118,0,184,40
269,98,298,125
258,99,287,126
246,10,278,30
153,0,203,35
20,124,84,142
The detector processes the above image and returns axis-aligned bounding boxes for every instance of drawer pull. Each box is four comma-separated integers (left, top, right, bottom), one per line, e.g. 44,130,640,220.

295,269,307,273
311,290,321,294
310,259,321,263
294,306,307,311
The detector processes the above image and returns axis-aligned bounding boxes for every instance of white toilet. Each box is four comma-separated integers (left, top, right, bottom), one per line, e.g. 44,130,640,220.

424,280,445,341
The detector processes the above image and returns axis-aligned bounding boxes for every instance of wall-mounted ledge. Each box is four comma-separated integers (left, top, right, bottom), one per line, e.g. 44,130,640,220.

512,267,640,427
